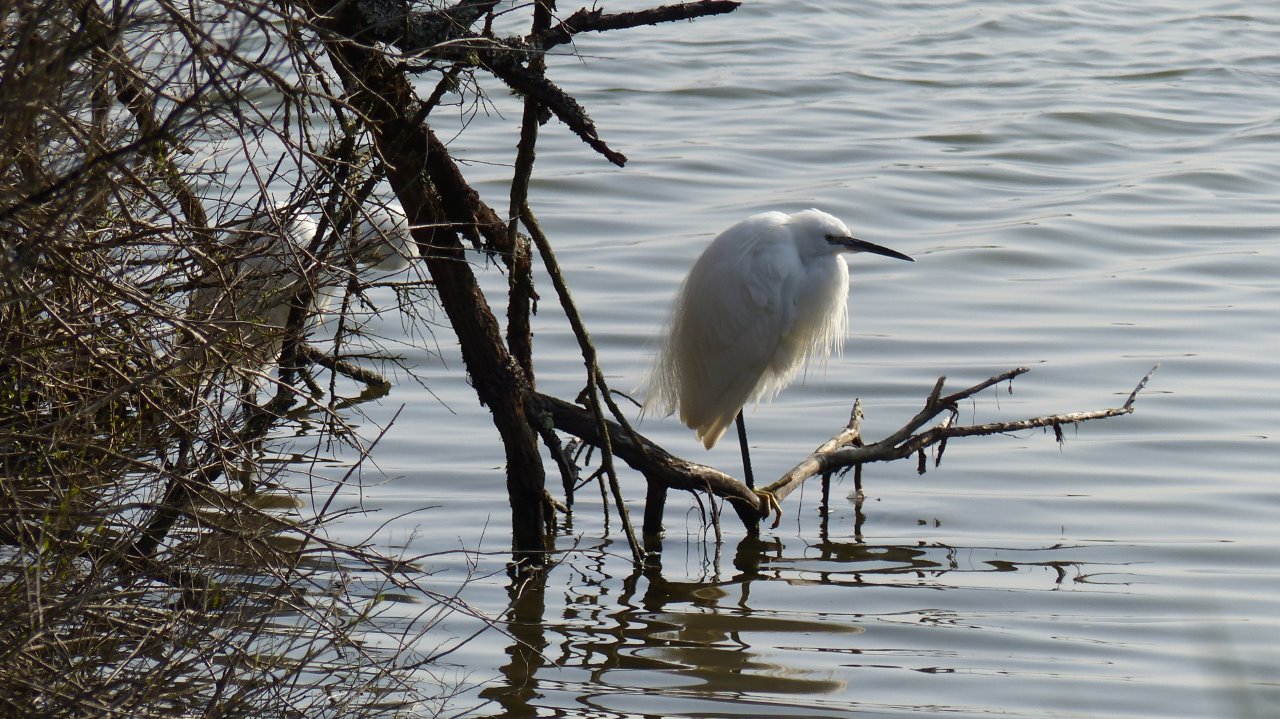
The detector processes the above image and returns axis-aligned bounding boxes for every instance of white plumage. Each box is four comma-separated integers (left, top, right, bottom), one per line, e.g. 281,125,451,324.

644,208,912,450
189,200,418,362
344,202,416,273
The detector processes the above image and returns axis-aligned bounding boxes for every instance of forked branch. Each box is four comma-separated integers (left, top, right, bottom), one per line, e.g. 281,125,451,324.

760,366,1160,508
527,392,762,530
536,367,1157,538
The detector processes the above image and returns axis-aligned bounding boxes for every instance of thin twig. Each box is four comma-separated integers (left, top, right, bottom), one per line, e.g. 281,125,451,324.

522,205,645,563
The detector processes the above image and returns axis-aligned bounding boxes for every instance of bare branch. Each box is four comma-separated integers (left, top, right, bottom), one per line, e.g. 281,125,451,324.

527,392,763,529
1123,364,1159,410
480,53,628,166
759,367,1156,507
537,367,1153,536
535,1,743,50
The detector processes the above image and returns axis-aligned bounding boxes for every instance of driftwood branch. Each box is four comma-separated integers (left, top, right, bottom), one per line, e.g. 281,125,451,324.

760,366,1159,507
537,367,1156,537
527,392,761,529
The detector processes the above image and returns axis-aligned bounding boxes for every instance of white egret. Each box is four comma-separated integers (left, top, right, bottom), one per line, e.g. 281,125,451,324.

342,202,417,273
189,200,418,368
643,208,912,520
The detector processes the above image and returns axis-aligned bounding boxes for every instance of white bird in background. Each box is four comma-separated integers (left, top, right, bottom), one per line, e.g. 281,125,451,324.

189,199,418,366
643,209,912,517
341,202,417,273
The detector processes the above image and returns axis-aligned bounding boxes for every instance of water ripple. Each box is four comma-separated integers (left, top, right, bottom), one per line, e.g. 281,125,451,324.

356,1,1280,716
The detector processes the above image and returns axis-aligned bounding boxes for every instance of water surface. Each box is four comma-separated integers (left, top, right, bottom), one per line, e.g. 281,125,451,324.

298,2,1280,716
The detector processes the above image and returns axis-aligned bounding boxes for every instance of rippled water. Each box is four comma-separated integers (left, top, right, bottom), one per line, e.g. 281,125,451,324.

299,1,1280,717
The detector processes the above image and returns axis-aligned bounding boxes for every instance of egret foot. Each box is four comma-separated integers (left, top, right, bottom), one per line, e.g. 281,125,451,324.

754,489,782,529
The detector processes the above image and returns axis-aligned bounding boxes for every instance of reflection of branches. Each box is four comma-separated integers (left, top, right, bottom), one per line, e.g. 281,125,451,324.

476,535,1135,712
642,536,1131,601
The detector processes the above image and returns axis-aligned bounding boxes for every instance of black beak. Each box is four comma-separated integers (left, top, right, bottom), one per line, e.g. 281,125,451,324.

827,235,914,262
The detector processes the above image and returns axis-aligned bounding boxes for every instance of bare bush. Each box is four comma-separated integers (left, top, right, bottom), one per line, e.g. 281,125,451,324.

0,0,469,716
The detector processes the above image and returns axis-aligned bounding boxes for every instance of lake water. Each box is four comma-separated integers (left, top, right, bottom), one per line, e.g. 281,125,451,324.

292,1,1280,717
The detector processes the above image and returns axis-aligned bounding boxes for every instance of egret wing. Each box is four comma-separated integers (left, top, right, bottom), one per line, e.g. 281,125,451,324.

668,223,803,447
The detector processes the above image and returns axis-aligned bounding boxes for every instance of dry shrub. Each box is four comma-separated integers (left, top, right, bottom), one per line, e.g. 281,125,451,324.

0,1,465,716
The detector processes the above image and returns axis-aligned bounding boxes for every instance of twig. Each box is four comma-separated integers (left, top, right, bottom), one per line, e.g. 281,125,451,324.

481,54,627,166
522,206,645,563
1123,364,1159,410
297,342,391,390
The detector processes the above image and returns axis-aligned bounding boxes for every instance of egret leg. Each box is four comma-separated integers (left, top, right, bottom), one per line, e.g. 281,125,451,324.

736,411,783,528
735,411,755,489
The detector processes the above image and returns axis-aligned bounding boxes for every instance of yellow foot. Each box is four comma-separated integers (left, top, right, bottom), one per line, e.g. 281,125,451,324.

754,489,783,529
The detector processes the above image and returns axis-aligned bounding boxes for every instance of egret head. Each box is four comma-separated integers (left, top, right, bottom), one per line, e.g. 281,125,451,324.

789,208,914,263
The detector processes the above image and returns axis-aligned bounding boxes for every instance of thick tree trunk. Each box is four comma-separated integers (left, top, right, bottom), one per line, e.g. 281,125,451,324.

303,0,746,562
318,21,548,564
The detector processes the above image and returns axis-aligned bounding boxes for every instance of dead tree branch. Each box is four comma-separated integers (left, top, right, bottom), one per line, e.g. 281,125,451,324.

760,366,1159,507
523,206,645,558
312,0,552,563
480,53,627,166
537,367,1156,537
535,1,743,49
317,0,741,167
527,392,762,530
